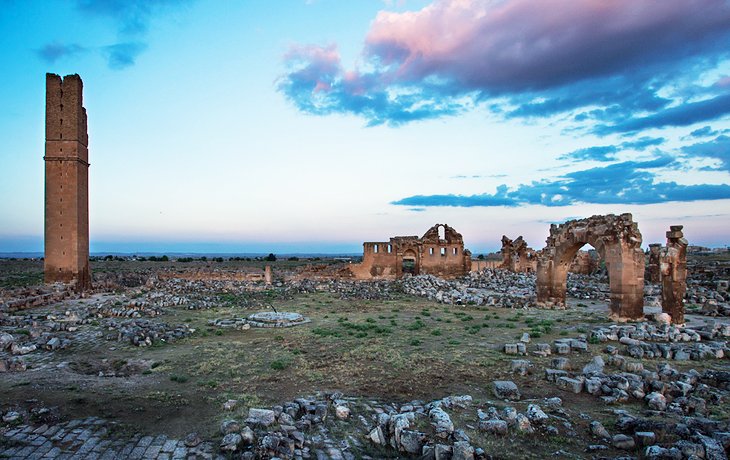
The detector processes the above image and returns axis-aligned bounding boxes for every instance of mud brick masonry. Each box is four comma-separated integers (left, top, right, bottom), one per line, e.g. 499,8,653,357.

44,73,91,289
350,224,472,279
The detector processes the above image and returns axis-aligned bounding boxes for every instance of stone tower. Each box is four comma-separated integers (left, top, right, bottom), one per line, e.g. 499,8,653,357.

44,73,91,289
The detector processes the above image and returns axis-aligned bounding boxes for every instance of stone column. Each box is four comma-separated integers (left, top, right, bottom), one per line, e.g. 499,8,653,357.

500,236,513,270
647,244,662,283
607,246,646,321
264,265,272,285
660,226,688,324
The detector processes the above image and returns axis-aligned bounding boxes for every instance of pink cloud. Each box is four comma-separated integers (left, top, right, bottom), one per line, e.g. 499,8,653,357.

364,0,730,92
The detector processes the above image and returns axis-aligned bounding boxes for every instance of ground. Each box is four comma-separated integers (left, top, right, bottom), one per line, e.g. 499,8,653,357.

0,258,729,459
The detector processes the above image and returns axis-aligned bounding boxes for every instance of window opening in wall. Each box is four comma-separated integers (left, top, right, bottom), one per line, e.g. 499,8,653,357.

387,244,392,253
453,248,458,255
429,247,434,256
373,244,379,253
438,225,445,240
440,247,446,256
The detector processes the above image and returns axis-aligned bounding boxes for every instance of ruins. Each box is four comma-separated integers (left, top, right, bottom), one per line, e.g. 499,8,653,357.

349,224,472,279
535,214,645,321
501,235,598,275
500,236,535,272
43,73,91,290
660,225,688,324
1,73,728,460
647,243,662,283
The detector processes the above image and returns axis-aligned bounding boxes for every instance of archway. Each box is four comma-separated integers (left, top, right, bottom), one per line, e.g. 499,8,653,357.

536,213,645,321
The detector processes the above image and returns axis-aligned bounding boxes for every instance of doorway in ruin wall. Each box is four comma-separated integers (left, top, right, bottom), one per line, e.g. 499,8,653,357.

402,249,418,276
536,214,645,321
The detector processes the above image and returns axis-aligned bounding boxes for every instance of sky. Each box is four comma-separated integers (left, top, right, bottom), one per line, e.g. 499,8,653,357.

1,0,730,254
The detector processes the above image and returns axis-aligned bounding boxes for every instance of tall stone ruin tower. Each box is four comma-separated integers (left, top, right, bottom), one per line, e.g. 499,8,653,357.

44,73,91,289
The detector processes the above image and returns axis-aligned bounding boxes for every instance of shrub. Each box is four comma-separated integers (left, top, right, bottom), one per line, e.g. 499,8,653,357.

270,359,290,370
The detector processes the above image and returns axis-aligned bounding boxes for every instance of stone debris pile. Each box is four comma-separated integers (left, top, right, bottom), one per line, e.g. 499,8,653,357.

287,279,401,300
0,284,77,312
209,393,491,459
548,353,729,413
93,298,163,318
402,272,534,307
209,312,311,330
589,322,730,361
102,319,194,347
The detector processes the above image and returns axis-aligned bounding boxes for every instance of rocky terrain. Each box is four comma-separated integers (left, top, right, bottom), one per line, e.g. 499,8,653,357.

1,257,729,459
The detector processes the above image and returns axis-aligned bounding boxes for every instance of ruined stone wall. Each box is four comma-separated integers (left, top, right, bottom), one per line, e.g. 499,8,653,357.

157,269,267,282
44,73,91,290
419,243,470,277
471,260,501,271
349,242,400,279
568,250,599,275
500,236,537,273
349,224,471,280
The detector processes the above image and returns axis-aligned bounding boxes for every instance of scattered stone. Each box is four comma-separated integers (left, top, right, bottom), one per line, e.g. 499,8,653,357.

556,377,583,394
479,419,508,435
223,399,237,411
247,408,276,427
582,356,605,375
612,433,636,450
589,421,610,439
492,381,521,400
335,405,350,420
220,433,242,452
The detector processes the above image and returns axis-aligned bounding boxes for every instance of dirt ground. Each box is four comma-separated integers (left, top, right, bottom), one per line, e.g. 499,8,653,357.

1,258,729,459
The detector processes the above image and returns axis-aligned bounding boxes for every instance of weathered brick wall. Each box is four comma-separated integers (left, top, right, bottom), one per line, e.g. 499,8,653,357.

44,73,91,289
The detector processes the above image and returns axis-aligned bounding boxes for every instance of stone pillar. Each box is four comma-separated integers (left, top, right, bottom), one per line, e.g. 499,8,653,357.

660,226,688,324
647,244,662,283
264,265,272,285
607,246,646,322
536,248,567,309
500,236,513,270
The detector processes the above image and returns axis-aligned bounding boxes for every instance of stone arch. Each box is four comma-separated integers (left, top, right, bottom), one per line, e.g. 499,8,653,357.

536,213,645,321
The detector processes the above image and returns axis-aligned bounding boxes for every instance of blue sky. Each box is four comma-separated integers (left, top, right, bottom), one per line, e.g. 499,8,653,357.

1,0,729,254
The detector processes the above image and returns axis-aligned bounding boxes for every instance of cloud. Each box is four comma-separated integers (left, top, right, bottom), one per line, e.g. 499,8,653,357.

279,0,730,127
75,0,191,69
560,146,619,162
689,125,720,138
594,93,730,135
392,155,730,207
104,42,147,69
559,137,665,162
36,42,86,63
682,135,730,171
277,43,467,126
621,137,666,151
76,0,190,35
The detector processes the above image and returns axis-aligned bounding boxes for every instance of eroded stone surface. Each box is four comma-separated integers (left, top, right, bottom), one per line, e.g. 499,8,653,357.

536,213,645,321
